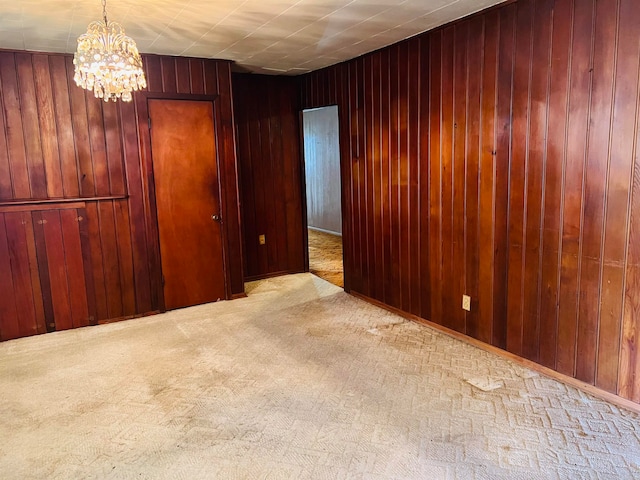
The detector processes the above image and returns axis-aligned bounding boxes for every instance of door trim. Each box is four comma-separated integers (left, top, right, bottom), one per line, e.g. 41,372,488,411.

299,104,349,291
137,93,233,310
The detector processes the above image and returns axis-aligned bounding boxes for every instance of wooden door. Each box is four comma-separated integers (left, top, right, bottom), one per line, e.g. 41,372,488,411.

149,99,226,310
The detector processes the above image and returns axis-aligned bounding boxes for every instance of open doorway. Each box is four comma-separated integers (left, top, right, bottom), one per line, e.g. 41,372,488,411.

302,106,343,288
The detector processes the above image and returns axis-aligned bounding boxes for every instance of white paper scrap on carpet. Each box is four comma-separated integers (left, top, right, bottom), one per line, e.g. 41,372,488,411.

466,377,504,392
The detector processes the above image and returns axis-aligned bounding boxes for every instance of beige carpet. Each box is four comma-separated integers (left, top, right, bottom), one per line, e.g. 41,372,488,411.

308,228,343,288
0,273,639,479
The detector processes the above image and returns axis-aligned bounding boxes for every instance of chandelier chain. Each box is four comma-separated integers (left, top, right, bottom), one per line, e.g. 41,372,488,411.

102,0,108,24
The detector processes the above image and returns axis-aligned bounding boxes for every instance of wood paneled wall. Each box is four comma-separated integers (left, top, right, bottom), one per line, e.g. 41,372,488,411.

0,51,243,341
233,74,306,280
300,0,640,404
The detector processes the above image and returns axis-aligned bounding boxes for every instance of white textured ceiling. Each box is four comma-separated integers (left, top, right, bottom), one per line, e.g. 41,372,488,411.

0,0,505,74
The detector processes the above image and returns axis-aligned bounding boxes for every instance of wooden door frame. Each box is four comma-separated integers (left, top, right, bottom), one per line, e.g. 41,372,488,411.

299,104,349,292
136,92,233,311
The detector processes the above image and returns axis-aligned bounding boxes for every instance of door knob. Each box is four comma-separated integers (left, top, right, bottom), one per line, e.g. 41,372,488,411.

211,214,221,222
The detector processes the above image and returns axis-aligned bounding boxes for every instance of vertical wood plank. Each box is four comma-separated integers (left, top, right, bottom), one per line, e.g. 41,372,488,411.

0,213,21,340
506,0,533,357
492,4,515,350
451,24,468,334
281,79,305,273
0,52,31,199
22,211,46,333
478,11,498,345
258,81,277,272
418,35,432,318
203,61,219,96
0,53,30,199
77,207,97,326
98,201,123,319
597,0,640,393
189,58,205,94
103,102,126,196
338,66,353,291
0,57,13,199
40,209,73,331
408,39,421,317
429,32,443,325
398,43,411,312
32,211,55,332
4,212,40,337
248,80,268,276
85,95,110,196
65,56,95,197
144,55,163,93
59,209,89,328
85,202,108,320
352,57,364,297
465,17,483,338
357,57,371,298
364,55,377,301
175,57,191,94
576,0,617,384
539,0,572,369
268,78,288,272
557,0,595,377
114,199,136,316
234,76,256,277
522,0,553,362
619,0,640,403
371,52,383,303
32,54,63,199
49,55,80,198
160,56,177,93
381,48,392,304
15,53,47,199
440,28,455,328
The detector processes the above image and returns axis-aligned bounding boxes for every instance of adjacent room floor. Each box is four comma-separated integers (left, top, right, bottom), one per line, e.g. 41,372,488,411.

308,228,343,288
0,273,638,479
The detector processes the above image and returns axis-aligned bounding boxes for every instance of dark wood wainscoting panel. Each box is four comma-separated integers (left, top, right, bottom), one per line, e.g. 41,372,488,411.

0,205,95,340
300,0,640,404
233,74,306,280
0,51,243,340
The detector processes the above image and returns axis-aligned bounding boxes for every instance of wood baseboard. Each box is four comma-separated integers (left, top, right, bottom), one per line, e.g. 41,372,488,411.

231,292,247,300
350,291,640,415
97,310,162,325
244,269,306,282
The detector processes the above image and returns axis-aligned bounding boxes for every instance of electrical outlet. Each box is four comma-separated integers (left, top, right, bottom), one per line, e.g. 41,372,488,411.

462,295,471,312
259,234,266,245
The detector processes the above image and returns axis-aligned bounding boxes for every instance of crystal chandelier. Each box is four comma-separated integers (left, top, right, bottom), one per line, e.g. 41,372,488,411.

73,0,147,102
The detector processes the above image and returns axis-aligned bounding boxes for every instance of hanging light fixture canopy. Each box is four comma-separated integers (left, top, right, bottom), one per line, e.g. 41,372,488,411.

73,0,147,102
